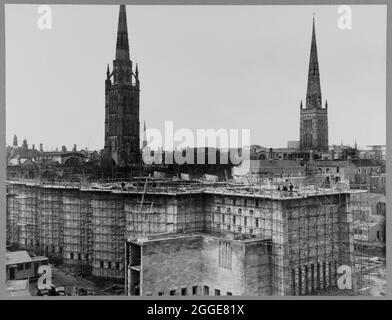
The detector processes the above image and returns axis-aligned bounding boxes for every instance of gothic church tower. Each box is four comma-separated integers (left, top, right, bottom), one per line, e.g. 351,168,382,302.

104,5,140,167
300,18,328,152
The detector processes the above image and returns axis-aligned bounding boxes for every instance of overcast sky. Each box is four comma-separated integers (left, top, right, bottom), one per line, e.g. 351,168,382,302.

5,5,386,151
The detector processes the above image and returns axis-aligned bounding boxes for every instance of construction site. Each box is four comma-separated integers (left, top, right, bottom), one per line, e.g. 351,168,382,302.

6,176,384,296
5,6,386,297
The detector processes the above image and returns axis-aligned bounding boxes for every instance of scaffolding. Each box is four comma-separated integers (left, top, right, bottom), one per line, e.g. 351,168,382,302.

5,179,381,296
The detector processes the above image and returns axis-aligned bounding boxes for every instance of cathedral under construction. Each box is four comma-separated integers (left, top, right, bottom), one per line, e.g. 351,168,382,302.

6,6,372,296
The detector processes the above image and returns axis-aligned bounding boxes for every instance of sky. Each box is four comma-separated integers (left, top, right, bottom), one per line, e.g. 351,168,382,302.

5,5,386,151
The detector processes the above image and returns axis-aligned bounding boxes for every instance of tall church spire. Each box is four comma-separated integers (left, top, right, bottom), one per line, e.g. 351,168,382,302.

306,17,322,109
300,17,328,152
104,5,140,167
116,5,130,61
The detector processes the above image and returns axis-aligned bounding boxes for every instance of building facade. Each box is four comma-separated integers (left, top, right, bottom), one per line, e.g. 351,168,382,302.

7,180,355,295
300,19,328,152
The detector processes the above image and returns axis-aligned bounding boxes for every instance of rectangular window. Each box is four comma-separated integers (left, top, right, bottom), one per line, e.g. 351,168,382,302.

192,286,198,295
181,288,187,296
70,252,74,260
238,226,242,232
78,253,81,260
158,292,164,296
249,209,254,215
244,217,247,226
203,286,209,296
25,263,31,270
222,214,225,223
227,291,232,296
100,261,104,268
219,240,232,270
17,264,23,271
214,289,221,296
232,216,236,224
255,218,259,228
170,290,176,296
238,208,242,214
116,262,120,269
108,262,112,269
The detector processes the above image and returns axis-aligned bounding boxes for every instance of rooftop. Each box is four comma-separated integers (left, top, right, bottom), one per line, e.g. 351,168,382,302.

6,250,32,265
7,179,366,201
130,231,271,245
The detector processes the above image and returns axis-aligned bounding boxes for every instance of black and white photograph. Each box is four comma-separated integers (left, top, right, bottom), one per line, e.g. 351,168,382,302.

2,3,388,301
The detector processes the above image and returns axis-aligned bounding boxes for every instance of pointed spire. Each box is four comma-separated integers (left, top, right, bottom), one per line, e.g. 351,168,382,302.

355,139,358,150
325,99,328,108
306,17,322,109
300,100,303,109
115,5,130,60
135,63,139,78
106,64,110,79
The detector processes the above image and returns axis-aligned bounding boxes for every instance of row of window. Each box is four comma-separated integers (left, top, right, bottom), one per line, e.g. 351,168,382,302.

215,197,261,207
99,260,121,270
16,262,31,271
291,261,337,296
357,168,380,174
216,207,254,215
215,224,254,234
69,252,90,261
215,215,261,228
23,239,63,254
154,286,232,296
218,241,232,270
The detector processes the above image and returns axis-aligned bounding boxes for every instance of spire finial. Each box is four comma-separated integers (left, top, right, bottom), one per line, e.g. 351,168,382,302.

115,5,130,60
306,16,321,109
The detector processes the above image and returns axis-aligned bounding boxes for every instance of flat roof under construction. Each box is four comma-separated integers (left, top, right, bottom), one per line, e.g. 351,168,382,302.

7,180,366,201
